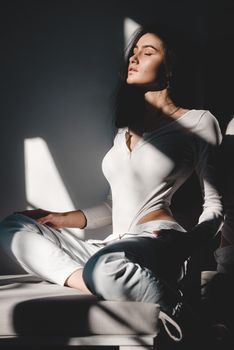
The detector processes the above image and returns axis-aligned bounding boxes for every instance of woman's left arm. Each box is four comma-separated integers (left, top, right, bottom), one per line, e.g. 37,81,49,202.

151,112,224,259
190,111,224,243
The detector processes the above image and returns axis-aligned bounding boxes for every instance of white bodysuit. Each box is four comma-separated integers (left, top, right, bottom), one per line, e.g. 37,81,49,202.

0,109,224,290
82,109,223,242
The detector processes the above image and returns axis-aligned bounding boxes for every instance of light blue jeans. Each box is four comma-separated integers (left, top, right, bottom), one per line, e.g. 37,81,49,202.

0,213,103,285
0,213,186,312
83,221,187,312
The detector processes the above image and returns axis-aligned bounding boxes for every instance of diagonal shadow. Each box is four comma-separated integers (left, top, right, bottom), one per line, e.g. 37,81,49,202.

10,293,159,348
109,108,223,234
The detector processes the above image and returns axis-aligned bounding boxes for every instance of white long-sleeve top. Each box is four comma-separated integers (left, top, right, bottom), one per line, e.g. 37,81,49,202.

82,109,223,242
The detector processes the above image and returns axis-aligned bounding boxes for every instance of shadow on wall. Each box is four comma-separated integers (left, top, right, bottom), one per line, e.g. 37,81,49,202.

1,0,234,240
0,0,124,223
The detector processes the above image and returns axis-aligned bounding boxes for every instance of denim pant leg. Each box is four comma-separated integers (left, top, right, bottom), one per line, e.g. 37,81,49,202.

0,214,100,285
83,236,183,312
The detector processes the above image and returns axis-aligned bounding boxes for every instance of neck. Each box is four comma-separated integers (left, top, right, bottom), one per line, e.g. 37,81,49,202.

127,88,181,134
139,89,180,133
144,88,176,114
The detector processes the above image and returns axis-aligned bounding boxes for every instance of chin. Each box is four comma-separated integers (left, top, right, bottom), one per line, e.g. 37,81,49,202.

127,78,142,85
126,77,134,84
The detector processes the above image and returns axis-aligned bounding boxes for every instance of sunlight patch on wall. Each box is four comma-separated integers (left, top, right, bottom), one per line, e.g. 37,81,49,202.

24,137,84,238
124,17,141,47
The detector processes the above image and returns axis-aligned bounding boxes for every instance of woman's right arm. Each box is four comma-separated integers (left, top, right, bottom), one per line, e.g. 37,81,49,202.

18,190,112,230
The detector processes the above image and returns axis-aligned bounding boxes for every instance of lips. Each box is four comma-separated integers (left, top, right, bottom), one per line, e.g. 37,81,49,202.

128,66,138,73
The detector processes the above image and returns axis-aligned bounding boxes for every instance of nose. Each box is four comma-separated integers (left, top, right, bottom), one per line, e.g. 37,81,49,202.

129,52,138,64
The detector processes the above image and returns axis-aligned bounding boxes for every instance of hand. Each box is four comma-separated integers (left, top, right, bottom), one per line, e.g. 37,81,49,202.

36,212,66,229
16,208,87,230
16,209,65,230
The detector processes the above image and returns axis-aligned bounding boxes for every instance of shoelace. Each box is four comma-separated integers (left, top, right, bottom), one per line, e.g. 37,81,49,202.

172,300,183,318
171,289,183,318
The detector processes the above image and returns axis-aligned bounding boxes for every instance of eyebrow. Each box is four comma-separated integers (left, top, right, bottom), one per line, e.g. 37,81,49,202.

134,44,159,51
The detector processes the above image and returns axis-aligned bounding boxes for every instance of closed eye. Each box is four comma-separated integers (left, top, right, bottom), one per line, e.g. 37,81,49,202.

143,48,156,55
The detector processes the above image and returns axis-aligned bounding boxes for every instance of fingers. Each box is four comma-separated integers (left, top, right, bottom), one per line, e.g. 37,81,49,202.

14,209,61,231
152,230,162,236
36,214,52,225
36,214,61,231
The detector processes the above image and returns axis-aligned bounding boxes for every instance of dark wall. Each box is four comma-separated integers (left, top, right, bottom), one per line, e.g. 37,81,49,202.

1,0,234,236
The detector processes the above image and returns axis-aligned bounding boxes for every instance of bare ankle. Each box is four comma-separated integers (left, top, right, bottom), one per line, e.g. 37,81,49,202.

64,268,92,294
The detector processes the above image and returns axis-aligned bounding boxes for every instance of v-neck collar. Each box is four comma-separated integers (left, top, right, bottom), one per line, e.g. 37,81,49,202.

124,109,194,154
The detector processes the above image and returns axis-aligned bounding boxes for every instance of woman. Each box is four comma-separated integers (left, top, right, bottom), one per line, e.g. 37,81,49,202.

0,25,223,315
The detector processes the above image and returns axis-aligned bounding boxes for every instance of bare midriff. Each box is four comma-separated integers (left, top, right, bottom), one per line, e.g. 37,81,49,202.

136,208,176,225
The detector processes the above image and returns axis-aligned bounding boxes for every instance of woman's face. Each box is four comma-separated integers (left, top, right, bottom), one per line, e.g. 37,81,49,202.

127,32,166,88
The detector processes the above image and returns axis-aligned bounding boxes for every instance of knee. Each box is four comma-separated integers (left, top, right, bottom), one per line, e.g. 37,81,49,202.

0,214,20,248
0,214,36,274
0,214,39,258
83,251,132,300
83,251,159,302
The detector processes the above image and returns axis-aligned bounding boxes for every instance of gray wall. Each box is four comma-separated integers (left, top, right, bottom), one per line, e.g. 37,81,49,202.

1,0,234,239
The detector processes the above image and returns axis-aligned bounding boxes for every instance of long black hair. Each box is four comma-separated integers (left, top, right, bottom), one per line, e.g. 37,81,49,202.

114,24,177,130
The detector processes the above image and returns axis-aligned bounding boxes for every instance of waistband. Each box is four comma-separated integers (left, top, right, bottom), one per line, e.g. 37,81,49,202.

133,219,186,234
118,219,186,240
